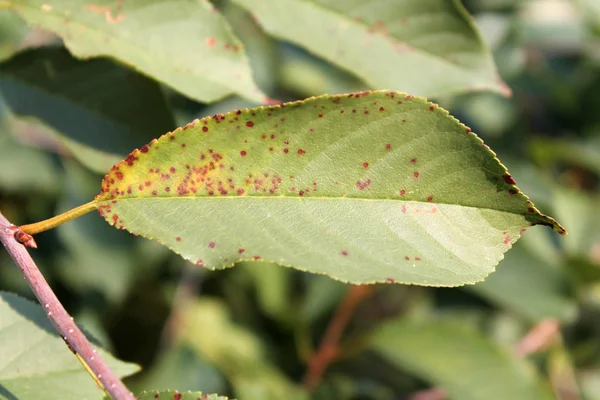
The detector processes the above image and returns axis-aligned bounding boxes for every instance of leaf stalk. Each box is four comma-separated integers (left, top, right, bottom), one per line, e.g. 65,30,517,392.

20,200,97,235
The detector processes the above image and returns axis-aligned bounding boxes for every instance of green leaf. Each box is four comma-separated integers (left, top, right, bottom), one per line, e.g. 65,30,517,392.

233,0,507,97
369,318,555,400
0,9,29,62
467,240,577,322
181,298,308,400
0,111,60,194
95,91,564,286
0,46,175,173
5,0,266,103
54,160,143,304
130,343,225,395
0,292,138,400
136,390,230,400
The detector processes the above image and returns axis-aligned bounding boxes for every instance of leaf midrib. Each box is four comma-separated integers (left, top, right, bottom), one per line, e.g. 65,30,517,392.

96,195,530,220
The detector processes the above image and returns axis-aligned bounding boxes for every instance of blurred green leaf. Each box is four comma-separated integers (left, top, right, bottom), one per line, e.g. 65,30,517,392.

53,160,143,304
517,0,584,51
0,113,60,194
278,48,366,98
220,1,278,95
370,317,555,400
5,0,266,103
234,0,507,96
97,91,563,286
130,343,225,395
0,9,29,62
0,46,175,173
530,137,600,177
136,390,230,400
181,298,308,400
241,261,293,323
553,188,600,259
301,276,347,323
0,291,138,400
468,240,577,322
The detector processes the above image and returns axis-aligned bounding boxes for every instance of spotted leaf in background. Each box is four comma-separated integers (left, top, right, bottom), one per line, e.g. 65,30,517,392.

93,91,564,286
234,0,508,97
4,0,267,103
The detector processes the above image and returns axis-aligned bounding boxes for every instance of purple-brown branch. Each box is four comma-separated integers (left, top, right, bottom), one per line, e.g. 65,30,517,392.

0,211,134,400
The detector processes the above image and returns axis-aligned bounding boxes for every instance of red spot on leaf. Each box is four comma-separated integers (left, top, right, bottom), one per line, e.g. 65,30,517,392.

238,248,245,254
240,150,247,156
208,242,215,248
202,126,208,132
502,174,516,185
413,172,419,178
400,189,406,195
176,237,181,242
297,149,306,155
363,162,369,168
356,179,372,190
340,250,349,256
116,172,123,180
206,37,216,48
385,143,391,151
246,121,254,128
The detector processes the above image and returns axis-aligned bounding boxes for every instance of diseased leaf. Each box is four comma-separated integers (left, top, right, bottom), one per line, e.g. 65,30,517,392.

0,46,175,173
5,0,266,103
369,318,555,400
95,91,564,286
136,390,230,400
0,292,138,400
233,0,508,96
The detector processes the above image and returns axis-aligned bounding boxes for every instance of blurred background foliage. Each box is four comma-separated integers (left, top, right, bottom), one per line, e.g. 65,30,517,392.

1,0,600,399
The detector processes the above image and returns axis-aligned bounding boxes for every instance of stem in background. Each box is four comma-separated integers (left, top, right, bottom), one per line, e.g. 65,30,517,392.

19,200,97,235
303,285,373,390
159,266,203,349
0,211,134,400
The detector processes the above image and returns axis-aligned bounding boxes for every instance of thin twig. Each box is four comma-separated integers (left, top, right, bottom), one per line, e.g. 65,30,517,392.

0,211,134,400
303,284,373,390
514,319,559,357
